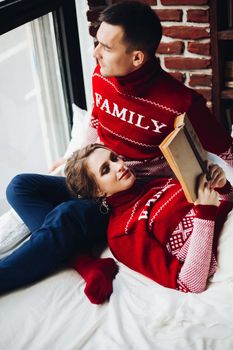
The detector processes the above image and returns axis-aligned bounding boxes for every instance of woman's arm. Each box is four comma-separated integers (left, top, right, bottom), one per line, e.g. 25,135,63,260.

177,209,217,293
109,205,217,293
177,174,219,293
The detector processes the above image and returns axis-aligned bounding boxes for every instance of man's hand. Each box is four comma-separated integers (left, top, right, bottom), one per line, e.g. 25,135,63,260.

207,162,227,189
48,157,66,173
195,174,220,206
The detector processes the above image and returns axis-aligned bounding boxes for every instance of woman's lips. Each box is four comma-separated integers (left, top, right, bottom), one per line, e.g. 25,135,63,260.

119,169,130,180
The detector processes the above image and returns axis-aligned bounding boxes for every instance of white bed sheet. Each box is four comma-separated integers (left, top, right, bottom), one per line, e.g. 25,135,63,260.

1,245,233,350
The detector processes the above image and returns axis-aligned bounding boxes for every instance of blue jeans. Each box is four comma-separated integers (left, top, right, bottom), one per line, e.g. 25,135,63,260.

0,174,108,293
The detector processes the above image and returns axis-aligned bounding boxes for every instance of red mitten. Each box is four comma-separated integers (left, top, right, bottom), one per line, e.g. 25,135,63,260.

70,255,118,304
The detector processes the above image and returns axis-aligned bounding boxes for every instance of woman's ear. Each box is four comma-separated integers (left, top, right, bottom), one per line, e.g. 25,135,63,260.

96,188,106,198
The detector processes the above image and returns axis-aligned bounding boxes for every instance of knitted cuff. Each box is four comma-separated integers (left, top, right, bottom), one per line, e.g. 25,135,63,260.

215,180,232,195
219,142,233,168
194,205,218,220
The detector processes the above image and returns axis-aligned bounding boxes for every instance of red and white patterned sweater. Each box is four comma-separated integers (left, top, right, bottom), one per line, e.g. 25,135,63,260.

106,178,233,293
91,58,233,177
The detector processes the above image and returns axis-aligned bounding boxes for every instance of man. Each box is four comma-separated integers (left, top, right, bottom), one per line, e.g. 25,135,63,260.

4,1,233,301
90,2,233,175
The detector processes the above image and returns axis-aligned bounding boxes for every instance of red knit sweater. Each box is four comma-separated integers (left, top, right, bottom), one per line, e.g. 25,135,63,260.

106,178,233,293
91,58,233,176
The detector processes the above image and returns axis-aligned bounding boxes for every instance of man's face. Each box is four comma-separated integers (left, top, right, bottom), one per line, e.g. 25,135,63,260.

93,22,138,77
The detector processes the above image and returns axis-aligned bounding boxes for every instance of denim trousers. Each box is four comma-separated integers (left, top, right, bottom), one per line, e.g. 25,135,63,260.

0,174,108,293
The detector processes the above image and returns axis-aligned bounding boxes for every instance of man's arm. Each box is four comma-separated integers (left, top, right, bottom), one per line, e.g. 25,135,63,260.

187,93,233,167
80,123,99,148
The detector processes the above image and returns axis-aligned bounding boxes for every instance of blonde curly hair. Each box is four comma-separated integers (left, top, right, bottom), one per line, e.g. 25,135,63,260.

64,143,111,199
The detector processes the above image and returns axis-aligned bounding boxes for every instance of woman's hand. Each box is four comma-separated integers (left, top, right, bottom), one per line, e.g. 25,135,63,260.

48,157,66,173
195,174,220,206
207,162,227,189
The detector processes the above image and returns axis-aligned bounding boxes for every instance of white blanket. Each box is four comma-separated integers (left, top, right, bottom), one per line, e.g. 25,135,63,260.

1,242,233,349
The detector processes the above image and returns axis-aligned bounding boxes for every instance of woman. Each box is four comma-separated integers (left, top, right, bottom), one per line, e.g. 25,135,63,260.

65,143,233,293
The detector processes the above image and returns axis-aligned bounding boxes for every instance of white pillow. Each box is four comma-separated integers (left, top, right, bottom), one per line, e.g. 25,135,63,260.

63,103,90,159
209,209,233,283
207,153,233,283
52,104,91,176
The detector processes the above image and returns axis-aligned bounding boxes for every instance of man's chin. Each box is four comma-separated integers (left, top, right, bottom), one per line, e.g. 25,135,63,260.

100,67,111,77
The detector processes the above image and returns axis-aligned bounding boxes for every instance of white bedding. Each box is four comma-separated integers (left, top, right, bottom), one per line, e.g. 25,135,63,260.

1,105,233,349
1,243,233,349
1,181,233,349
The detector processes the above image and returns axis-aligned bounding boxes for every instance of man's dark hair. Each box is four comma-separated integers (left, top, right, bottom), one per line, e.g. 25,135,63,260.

99,1,162,57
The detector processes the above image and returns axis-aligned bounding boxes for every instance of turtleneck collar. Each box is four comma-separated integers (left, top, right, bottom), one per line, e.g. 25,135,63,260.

106,181,143,210
111,56,161,97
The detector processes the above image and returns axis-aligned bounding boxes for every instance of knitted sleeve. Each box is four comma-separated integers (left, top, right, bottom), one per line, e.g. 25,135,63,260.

177,205,218,293
80,123,99,147
215,180,233,202
218,142,233,168
90,104,99,130
79,103,99,147
187,92,233,163
176,181,233,263
91,68,100,130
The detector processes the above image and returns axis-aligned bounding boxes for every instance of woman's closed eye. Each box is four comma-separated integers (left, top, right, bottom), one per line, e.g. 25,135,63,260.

110,152,121,162
101,164,110,175
100,153,122,175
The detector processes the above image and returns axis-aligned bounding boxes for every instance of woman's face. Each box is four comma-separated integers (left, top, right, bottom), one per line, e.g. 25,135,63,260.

87,148,136,197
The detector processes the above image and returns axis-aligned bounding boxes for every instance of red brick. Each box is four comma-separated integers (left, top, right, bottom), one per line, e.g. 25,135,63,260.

157,40,184,54
155,9,182,22
161,0,208,5
163,26,210,40
194,88,212,101
187,9,209,23
168,71,186,82
189,74,212,87
164,57,211,70
187,41,210,56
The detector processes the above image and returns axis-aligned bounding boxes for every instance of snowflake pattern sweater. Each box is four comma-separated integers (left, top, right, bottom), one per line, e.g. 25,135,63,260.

106,178,233,293
91,57,233,177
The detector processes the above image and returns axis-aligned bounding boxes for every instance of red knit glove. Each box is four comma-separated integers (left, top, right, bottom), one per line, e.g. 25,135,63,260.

70,254,118,304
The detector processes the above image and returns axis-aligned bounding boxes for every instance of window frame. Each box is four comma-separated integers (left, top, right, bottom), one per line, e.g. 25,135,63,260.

0,0,87,122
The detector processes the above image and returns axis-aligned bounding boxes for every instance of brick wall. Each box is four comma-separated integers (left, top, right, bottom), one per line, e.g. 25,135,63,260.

87,0,211,104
